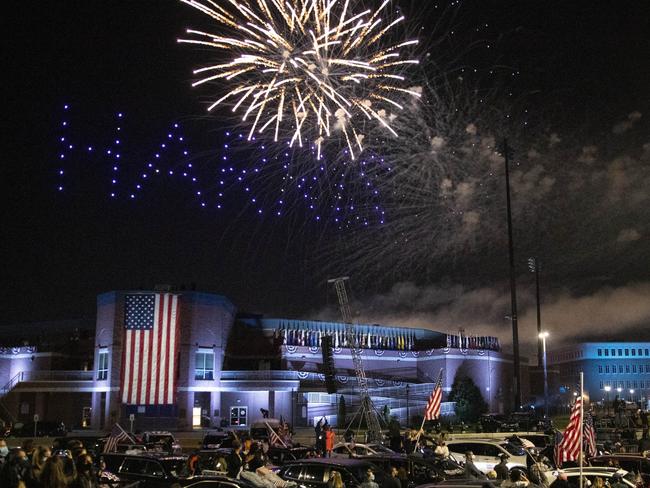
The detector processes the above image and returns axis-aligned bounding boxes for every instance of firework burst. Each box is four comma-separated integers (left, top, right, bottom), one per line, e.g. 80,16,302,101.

178,0,420,159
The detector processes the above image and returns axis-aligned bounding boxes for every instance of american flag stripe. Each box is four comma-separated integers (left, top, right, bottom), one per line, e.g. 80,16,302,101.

557,397,582,464
121,293,179,405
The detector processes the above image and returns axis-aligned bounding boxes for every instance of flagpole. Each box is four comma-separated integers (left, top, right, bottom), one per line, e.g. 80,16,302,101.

579,372,584,488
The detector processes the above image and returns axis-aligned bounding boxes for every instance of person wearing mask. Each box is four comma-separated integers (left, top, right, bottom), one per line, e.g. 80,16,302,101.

74,454,98,488
227,440,244,479
0,439,9,467
639,431,650,453
315,419,324,454
359,469,379,488
494,453,510,480
1,449,31,488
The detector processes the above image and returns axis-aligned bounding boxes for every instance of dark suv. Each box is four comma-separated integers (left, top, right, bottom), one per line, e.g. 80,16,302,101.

102,453,189,487
278,458,387,488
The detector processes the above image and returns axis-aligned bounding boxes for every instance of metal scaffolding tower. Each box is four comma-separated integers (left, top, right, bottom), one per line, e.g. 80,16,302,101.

328,276,383,442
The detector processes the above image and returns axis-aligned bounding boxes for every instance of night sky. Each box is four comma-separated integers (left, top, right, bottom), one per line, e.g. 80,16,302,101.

4,1,649,354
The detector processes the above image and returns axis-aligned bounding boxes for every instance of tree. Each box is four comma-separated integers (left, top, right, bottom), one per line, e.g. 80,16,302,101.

338,395,347,427
448,375,488,423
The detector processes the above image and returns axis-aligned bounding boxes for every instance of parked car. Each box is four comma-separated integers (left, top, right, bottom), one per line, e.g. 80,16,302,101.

267,446,315,465
8,421,66,437
277,458,388,488
202,431,235,450
552,467,637,488
330,442,398,459
101,452,190,488
478,414,510,433
416,481,499,488
142,431,183,455
445,440,530,475
590,454,650,483
181,479,257,488
363,454,473,487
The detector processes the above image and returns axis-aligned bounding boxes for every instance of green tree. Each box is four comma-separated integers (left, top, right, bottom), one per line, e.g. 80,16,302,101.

448,375,488,422
338,395,347,427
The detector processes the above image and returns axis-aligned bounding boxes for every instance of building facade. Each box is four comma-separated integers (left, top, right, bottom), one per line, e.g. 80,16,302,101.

548,342,650,408
0,290,528,431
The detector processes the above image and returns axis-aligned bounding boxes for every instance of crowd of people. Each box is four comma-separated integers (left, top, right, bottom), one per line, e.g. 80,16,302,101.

0,438,113,488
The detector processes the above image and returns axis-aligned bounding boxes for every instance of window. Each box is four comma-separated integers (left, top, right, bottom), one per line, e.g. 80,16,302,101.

619,349,623,356
627,381,631,388
281,465,303,480
634,381,638,388
625,349,630,356
626,365,631,373
598,349,603,357
195,349,214,380
633,365,637,373
612,349,617,356
302,466,327,482
632,349,636,356
598,365,603,373
645,349,649,356
604,349,609,356
230,406,248,426
97,349,109,380
605,365,610,373
599,381,604,389
620,365,624,373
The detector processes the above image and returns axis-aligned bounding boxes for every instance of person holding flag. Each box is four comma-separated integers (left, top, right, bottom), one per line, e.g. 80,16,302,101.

413,370,444,453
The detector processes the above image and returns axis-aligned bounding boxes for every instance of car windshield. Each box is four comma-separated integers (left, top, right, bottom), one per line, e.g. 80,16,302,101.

203,436,224,444
161,459,186,478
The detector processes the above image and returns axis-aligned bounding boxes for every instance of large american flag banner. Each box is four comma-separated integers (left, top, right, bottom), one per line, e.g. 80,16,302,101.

121,293,180,405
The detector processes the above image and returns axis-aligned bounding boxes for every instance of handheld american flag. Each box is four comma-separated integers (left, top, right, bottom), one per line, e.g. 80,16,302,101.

103,423,135,453
584,410,597,458
425,370,444,420
556,396,583,466
121,293,180,405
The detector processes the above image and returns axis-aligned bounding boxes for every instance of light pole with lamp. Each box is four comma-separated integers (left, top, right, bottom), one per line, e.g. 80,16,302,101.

604,385,611,414
630,389,635,403
539,331,549,418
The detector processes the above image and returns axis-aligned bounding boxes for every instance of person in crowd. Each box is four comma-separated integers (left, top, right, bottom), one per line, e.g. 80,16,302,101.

344,428,354,443
502,470,530,488
639,431,650,452
494,453,510,480
325,425,335,458
550,472,569,488
592,476,606,488
385,466,402,488
0,439,9,467
227,439,244,479
397,467,409,488
73,454,98,488
328,470,344,488
464,451,481,480
27,445,52,487
359,468,379,488
529,454,549,488
40,455,76,488
487,471,498,481
187,449,201,476
315,419,324,453
1,448,31,488
610,473,628,488
434,439,450,459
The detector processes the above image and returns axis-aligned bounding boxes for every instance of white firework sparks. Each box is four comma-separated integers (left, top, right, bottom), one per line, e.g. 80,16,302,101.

178,0,420,159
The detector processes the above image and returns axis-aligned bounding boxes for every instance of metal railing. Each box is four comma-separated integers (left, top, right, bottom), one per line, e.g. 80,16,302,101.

0,372,24,397
18,370,94,382
221,370,299,381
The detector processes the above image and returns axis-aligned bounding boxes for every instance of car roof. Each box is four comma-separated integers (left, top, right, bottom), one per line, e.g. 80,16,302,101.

103,452,186,461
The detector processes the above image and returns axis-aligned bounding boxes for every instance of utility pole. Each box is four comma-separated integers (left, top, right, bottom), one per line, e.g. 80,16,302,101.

502,139,522,410
528,257,543,367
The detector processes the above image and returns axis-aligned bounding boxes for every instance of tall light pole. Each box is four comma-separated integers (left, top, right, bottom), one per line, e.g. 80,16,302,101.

604,385,611,414
528,257,543,368
539,331,549,418
501,139,522,410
